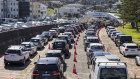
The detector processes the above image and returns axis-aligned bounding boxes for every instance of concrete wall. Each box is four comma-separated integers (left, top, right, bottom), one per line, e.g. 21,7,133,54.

0,23,68,56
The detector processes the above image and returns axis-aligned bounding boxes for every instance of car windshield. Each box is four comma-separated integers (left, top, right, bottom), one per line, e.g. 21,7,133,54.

46,53,61,57
35,64,59,71
127,46,138,48
91,46,104,50
87,39,99,43
100,68,127,79
31,39,39,42
7,50,20,54
58,37,68,40
54,42,65,47
87,33,96,36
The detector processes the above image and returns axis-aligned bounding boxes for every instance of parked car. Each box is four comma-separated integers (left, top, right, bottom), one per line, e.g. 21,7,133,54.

120,43,140,57
114,33,125,41
4,45,30,66
110,31,120,40
30,37,44,49
52,40,69,56
37,34,48,44
107,29,116,37
21,42,37,56
135,55,140,65
32,57,63,79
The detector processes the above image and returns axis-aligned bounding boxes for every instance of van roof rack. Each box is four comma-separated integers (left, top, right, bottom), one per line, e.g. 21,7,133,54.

98,62,127,67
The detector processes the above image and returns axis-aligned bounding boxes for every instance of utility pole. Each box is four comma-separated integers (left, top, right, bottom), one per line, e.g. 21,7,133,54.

32,0,33,21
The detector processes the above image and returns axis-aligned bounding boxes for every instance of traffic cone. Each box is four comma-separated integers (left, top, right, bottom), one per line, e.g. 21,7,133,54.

48,44,51,49
74,45,76,49
77,36,79,39
107,48,109,52
79,34,80,37
73,64,77,74
75,41,77,45
73,54,77,62
11,77,13,79
6,78,9,79
76,39,78,42
39,54,40,58
134,72,136,78
74,49,77,55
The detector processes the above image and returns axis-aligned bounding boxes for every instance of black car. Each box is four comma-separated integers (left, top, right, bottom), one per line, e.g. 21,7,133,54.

52,40,69,56
115,35,132,47
32,57,63,79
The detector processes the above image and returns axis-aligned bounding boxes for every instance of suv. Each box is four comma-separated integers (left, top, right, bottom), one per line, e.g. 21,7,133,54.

49,30,58,38
52,40,69,56
4,45,30,66
63,32,74,43
42,31,53,41
115,35,132,47
84,37,100,51
30,37,44,49
32,57,63,79
120,43,140,56
36,34,48,44
89,55,129,79
21,42,37,56
46,50,65,62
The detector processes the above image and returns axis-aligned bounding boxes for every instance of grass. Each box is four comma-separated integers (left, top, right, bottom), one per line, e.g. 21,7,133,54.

118,24,140,44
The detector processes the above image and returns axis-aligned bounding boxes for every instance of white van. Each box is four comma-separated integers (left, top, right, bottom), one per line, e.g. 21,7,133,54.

89,55,129,79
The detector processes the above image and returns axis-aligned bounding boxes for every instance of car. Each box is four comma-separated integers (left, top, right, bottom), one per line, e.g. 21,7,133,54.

135,55,140,65
63,32,74,43
46,50,65,62
87,52,110,65
51,28,60,34
84,37,100,51
86,29,95,33
4,45,30,66
30,37,44,49
57,35,72,48
39,34,48,44
120,43,140,56
49,30,59,38
21,42,37,56
89,55,129,79
114,33,125,41
110,31,119,40
32,57,63,79
106,26,115,33
36,35,47,44
107,29,116,37
58,27,65,33
84,31,96,40
52,40,69,56
42,31,53,41
115,35,132,47
71,26,79,34
65,29,76,37
75,25,82,32
86,43,105,57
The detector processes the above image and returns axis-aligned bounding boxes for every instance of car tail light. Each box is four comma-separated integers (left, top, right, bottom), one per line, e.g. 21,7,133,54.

4,52,8,55
89,50,93,52
85,42,89,44
111,67,116,68
29,49,32,51
125,49,128,51
137,49,140,51
60,57,63,60
53,72,60,75
38,42,41,44
19,53,23,56
33,72,40,76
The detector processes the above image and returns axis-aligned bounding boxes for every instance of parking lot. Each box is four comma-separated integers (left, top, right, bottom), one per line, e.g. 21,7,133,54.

0,23,140,79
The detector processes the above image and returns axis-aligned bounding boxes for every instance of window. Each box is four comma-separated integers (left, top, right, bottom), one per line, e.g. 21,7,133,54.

11,8,12,11
11,3,12,5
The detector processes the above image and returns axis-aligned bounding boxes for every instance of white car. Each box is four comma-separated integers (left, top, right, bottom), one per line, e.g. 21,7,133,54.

63,32,74,43
86,43,105,57
4,45,30,66
21,42,37,55
120,43,140,56
110,31,119,40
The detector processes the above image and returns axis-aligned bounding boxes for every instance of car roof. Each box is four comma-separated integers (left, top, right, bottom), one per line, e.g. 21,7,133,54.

90,43,103,46
64,32,72,34
31,37,40,39
8,45,24,50
93,52,110,56
105,55,120,60
55,39,66,42
37,57,59,64
123,43,137,46
87,37,98,39
21,42,31,44
58,35,68,37
47,50,62,53
119,35,131,37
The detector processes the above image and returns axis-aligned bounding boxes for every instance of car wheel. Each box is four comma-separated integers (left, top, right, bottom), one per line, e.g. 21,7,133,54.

27,56,30,61
22,58,26,65
89,74,91,79
84,48,86,51
4,62,8,66
123,52,126,57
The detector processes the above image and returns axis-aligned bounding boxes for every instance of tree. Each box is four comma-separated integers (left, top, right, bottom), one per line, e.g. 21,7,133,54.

119,0,140,31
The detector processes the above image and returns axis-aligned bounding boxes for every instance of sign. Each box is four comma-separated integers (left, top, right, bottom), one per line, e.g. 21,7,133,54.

47,9,55,15
93,12,107,17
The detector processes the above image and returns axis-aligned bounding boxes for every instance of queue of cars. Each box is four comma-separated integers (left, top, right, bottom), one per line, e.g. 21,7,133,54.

106,26,140,66
82,23,129,79
3,23,87,79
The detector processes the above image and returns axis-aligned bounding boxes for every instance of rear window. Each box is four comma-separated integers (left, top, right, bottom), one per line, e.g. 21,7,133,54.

54,42,65,47
7,50,21,54
46,53,61,57
35,64,59,71
120,36,132,42
91,46,104,49
87,33,96,36
87,39,99,43
22,44,31,48
127,46,138,48
31,39,39,42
